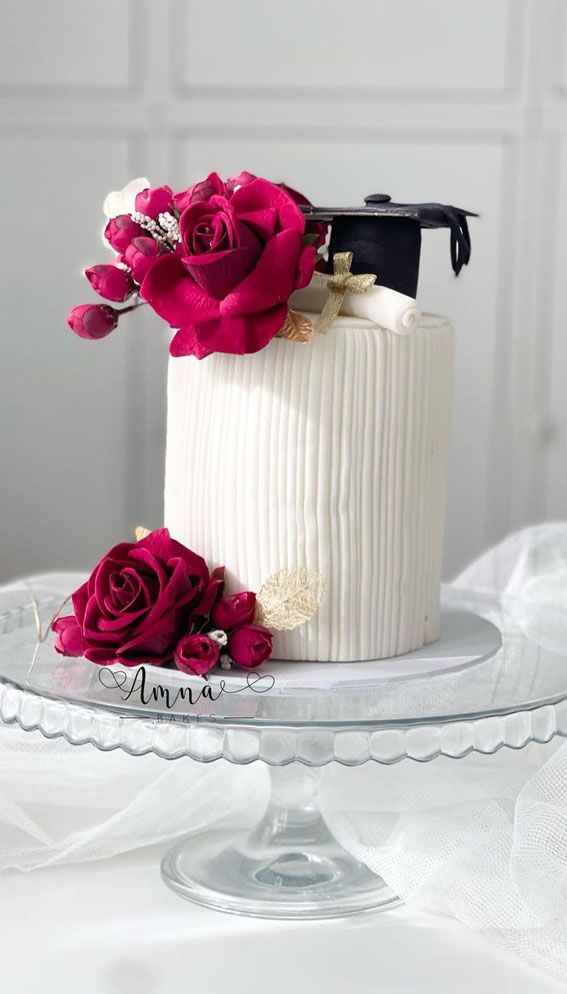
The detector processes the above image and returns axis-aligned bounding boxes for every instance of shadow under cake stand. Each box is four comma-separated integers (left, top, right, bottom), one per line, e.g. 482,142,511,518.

1,574,566,920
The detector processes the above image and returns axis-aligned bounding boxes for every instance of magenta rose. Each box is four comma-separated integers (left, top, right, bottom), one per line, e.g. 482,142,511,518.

195,566,226,617
141,175,316,359
52,528,211,666
67,304,120,340
174,634,219,677
173,171,226,214
124,236,165,284
135,184,173,219
104,215,145,254
85,265,135,302
211,591,256,630
228,624,273,669
179,196,264,298
52,615,86,656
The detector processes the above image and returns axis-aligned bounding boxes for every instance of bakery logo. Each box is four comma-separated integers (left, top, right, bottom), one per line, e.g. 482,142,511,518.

98,664,275,715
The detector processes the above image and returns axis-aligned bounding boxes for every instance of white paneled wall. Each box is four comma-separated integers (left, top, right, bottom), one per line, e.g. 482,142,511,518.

0,0,566,582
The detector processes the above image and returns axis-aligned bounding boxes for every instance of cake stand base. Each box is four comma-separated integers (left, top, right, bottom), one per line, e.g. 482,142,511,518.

161,763,398,919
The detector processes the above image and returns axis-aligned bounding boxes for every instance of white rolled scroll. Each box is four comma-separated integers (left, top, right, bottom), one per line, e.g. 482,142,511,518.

290,282,421,335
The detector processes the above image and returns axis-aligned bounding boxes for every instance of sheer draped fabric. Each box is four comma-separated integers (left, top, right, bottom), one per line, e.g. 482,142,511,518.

1,524,567,981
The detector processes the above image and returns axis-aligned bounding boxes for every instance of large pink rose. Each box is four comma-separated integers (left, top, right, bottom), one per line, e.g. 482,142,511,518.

141,176,316,359
52,529,211,667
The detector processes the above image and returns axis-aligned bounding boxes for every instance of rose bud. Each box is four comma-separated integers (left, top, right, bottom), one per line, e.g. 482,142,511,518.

67,303,120,340
211,591,256,630
52,616,85,656
124,236,163,284
173,172,225,213
175,633,220,677
225,170,256,195
135,185,174,219
228,624,273,669
85,264,136,302
104,214,144,253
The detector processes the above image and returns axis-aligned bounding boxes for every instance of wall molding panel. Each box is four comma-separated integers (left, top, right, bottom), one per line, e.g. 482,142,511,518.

0,0,145,99
172,0,527,104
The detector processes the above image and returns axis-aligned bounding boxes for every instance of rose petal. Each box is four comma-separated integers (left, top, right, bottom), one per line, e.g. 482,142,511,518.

174,172,226,213
225,171,256,195
295,243,317,290
97,602,150,631
83,598,126,643
221,230,303,316
140,560,203,629
140,254,220,328
135,528,210,583
170,327,213,359
171,304,287,358
179,197,239,253
233,207,278,241
182,245,262,299
71,580,89,623
231,179,305,234
124,236,164,284
128,555,170,615
116,613,181,664
196,566,226,615
83,648,120,666
103,177,150,219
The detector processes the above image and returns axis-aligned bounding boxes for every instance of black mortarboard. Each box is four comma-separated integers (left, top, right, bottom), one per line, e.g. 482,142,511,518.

301,194,476,298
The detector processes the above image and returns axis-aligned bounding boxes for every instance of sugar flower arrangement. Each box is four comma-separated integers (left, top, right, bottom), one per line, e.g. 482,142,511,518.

68,171,328,360
51,527,324,677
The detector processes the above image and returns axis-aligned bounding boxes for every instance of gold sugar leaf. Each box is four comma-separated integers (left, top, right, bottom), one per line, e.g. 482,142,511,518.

135,525,151,541
255,568,325,632
276,309,314,343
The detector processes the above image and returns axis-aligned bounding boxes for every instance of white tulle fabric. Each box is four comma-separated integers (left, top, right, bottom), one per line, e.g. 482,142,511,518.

2,523,567,982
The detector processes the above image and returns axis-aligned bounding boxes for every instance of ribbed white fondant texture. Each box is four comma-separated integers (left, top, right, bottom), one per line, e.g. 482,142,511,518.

165,315,453,662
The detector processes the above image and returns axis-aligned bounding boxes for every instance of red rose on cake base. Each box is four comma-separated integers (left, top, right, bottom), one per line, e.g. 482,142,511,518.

52,529,212,667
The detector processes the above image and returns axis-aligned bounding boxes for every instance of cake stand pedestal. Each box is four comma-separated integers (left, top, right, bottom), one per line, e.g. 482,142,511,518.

1,573,566,920
162,763,396,918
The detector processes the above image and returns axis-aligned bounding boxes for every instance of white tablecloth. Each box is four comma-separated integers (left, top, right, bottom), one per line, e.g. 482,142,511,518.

3,523,567,988
1,841,563,994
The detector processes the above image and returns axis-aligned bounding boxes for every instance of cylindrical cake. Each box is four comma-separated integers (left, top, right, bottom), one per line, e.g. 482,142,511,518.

164,314,452,662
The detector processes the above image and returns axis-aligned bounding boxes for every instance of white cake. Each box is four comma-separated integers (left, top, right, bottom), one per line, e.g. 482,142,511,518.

164,312,452,662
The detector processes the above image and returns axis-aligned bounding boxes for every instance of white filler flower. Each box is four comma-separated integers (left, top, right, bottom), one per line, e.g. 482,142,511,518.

103,177,151,219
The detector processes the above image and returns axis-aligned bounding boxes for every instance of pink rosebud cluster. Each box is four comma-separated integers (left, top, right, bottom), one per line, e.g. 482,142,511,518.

67,172,322,358
52,528,273,677
66,183,175,342
174,590,272,676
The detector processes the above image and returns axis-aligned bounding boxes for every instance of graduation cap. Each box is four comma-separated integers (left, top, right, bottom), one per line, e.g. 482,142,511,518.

301,194,476,299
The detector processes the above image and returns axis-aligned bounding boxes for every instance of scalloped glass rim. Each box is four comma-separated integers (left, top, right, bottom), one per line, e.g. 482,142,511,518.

1,681,566,766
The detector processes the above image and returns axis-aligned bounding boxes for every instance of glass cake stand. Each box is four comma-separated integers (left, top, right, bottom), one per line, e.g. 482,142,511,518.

1,573,566,920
